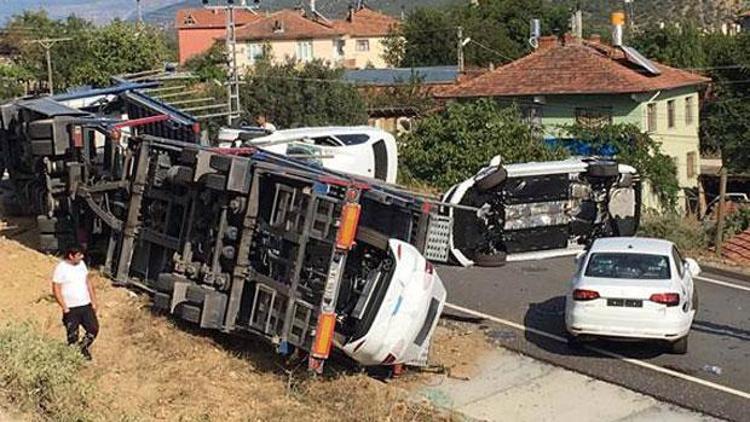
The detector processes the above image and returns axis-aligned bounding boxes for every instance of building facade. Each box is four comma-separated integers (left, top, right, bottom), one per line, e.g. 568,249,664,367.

438,35,709,210
175,8,260,64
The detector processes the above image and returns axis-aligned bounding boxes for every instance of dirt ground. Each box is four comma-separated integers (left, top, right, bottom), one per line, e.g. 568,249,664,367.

0,211,488,421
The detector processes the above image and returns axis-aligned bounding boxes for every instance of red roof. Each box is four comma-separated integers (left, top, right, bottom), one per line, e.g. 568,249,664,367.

234,9,340,41
439,36,710,98
332,6,399,37
175,8,260,29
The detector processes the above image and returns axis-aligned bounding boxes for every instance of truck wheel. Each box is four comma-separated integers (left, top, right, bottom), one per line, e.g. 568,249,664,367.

185,284,206,305
472,251,507,267
587,161,619,178
209,154,233,172
474,166,507,192
670,336,688,355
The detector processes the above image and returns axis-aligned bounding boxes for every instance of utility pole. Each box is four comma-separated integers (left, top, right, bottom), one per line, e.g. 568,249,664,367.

457,26,464,73
136,0,143,24
715,167,728,257
203,1,257,126
24,37,72,95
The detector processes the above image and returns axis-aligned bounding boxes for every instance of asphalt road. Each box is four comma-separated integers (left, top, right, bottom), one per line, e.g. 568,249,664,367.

437,258,750,421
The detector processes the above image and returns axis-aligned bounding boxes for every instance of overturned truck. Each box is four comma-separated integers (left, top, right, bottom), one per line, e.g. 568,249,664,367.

0,90,445,372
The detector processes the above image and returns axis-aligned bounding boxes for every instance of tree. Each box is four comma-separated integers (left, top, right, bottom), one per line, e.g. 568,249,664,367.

629,22,707,69
0,63,32,100
240,59,368,128
362,74,436,116
384,0,571,68
184,42,228,82
399,99,567,189
562,123,680,210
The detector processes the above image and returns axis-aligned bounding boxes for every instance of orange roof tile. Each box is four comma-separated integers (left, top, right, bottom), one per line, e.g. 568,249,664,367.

234,9,341,41
175,8,260,29
439,36,710,98
332,6,399,37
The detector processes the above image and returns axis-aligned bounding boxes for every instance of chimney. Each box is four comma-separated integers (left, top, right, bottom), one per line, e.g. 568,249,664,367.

529,18,540,49
611,11,625,47
348,5,354,22
537,35,557,51
310,0,316,14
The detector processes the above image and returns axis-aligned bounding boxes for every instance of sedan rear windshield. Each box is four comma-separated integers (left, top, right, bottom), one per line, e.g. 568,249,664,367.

585,253,671,280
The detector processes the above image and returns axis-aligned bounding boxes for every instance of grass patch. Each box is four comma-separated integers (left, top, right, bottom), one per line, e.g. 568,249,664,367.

637,213,708,254
0,322,92,421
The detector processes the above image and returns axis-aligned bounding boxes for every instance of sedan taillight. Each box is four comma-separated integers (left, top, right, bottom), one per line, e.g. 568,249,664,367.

649,293,680,306
573,289,600,301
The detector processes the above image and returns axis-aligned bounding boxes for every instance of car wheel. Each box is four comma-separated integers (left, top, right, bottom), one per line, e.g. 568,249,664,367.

474,166,507,192
670,336,688,354
472,251,507,267
566,331,583,349
692,287,699,314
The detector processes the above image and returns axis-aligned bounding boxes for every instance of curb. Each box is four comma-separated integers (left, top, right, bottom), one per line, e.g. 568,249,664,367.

698,262,750,283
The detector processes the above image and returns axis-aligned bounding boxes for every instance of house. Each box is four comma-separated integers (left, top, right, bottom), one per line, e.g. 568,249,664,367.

175,8,260,64
231,5,398,69
437,34,710,210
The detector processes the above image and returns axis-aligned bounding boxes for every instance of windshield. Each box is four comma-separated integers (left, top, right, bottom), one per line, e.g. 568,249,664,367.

585,253,671,280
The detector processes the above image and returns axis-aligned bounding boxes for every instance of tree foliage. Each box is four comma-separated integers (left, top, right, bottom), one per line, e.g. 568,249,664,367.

562,123,679,210
399,99,567,189
184,42,228,82
3,11,172,90
240,59,368,128
384,0,570,68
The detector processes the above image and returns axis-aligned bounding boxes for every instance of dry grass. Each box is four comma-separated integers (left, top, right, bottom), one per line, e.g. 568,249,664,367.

0,232,455,421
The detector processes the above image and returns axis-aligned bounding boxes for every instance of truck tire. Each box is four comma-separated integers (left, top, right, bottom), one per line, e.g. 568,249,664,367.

185,284,206,305
587,161,619,178
209,154,233,172
154,273,181,293
472,251,507,267
203,174,227,191
177,303,201,324
474,166,508,192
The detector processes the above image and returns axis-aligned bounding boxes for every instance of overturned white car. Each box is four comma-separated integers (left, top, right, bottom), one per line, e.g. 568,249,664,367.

441,157,641,267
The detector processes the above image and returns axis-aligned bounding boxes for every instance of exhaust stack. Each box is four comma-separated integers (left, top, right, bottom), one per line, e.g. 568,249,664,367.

611,11,625,47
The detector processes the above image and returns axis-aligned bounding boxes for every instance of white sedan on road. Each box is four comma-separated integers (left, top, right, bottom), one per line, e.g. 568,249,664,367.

565,237,700,354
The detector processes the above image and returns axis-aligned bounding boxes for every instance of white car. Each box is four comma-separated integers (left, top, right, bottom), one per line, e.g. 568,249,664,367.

338,239,447,366
218,126,399,184
565,237,700,354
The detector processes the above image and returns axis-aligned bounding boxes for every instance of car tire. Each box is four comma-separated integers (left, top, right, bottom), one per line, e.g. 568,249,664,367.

474,166,507,192
587,161,619,178
472,251,507,267
670,336,688,355
566,331,583,349
692,287,699,314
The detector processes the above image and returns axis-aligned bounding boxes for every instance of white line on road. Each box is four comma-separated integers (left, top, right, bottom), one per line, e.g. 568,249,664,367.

695,275,750,292
443,302,750,401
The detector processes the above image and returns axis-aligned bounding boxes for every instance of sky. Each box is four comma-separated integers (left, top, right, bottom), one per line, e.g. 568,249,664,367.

0,0,181,24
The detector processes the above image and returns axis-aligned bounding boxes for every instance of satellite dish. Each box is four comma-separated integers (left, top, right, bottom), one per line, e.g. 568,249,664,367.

620,45,662,76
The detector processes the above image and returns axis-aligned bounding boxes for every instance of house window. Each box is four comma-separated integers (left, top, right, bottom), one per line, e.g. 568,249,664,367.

333,39,345,58
667,100,675,128
296,40,313,62
685,96,694,125
647,103,657,132
575,107,613,128
355,39,370,52
521,105,543,127
247,43,264,65
687,151,697,178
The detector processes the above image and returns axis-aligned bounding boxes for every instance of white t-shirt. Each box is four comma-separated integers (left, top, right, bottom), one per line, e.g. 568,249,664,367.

52,261,91,308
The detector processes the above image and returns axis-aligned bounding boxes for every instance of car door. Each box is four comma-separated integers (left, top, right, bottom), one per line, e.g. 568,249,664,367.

671,246,693,311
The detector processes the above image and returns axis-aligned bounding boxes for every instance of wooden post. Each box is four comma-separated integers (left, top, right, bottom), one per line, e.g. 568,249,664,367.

715,167,728,257
697,178,707,219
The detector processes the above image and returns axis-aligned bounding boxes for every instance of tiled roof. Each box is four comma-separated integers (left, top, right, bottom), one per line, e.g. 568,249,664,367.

234,9,341,41
722,229,750,264
175,8,260,29
439,36,710,98
332,6,399,37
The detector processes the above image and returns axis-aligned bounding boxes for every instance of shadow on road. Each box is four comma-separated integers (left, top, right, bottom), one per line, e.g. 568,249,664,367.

692,319,750,342
523,296,668,359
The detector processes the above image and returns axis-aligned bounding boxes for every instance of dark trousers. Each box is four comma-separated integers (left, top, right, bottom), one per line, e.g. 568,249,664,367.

62,304,99,357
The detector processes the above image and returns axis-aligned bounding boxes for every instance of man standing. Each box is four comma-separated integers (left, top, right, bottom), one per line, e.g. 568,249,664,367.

255,114,277,133
52,246,99,360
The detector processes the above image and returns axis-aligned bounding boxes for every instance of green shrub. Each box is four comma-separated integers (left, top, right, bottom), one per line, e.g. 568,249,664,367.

0,322,91,421
637,213,708,253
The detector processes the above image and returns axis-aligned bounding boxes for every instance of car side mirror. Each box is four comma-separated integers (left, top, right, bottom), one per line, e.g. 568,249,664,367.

684,258,701,276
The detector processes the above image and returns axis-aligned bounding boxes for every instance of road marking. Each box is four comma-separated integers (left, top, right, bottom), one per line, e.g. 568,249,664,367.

443,302,750,401
695,275,750,292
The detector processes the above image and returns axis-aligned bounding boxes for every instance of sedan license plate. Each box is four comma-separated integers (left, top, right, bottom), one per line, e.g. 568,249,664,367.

607,299,643,308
